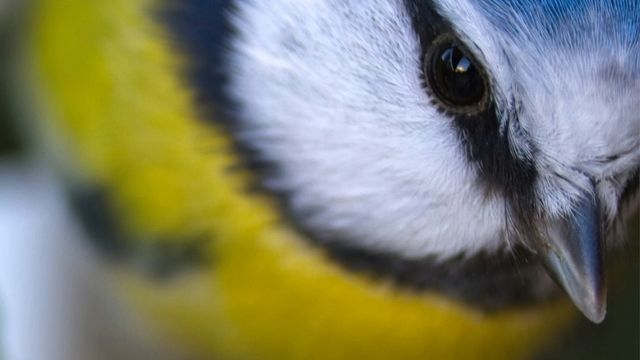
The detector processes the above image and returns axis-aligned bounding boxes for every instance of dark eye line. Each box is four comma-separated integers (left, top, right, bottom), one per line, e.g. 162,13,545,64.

405,0,540,218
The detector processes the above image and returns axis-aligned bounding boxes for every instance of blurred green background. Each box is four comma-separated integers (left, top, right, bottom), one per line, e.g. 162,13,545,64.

0,15,637,360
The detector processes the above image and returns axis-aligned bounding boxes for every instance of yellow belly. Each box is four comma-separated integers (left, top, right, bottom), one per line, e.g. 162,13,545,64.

25,0,576,358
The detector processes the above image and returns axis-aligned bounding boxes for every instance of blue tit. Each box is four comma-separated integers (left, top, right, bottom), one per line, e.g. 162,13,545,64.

1,0,638,359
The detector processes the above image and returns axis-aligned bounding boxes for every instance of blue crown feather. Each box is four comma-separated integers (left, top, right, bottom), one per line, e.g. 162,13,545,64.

473,0,639,51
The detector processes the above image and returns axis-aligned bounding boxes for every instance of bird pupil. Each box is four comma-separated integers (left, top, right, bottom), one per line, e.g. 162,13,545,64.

428,43,486,109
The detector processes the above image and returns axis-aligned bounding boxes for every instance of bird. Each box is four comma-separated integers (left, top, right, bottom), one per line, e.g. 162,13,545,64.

1,0,638,359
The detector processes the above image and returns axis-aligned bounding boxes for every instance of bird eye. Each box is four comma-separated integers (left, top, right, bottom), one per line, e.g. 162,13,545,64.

425,36,489,113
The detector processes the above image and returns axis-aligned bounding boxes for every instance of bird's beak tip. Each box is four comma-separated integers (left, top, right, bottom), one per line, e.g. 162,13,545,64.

581,291,607,324
542,241,607,323
536,191,608,324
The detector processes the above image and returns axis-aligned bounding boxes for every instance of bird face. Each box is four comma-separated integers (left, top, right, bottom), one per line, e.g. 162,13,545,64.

208,0,639,321
13,0,638,357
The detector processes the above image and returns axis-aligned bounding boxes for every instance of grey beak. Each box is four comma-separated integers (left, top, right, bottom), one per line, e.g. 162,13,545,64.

537,192,607,323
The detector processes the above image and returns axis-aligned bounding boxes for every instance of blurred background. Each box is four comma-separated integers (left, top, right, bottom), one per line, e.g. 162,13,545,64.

0,6,637,360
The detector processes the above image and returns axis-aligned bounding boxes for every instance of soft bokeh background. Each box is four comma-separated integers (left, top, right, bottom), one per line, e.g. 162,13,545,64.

0,11,637,360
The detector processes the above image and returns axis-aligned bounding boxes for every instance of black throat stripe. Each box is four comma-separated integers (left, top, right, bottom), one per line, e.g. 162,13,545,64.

325,242,557,311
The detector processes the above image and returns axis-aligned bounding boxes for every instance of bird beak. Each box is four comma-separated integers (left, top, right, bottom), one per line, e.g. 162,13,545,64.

535,191,607,323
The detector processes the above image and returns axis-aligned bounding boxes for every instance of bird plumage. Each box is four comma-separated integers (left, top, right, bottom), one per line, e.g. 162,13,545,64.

7,0,638,358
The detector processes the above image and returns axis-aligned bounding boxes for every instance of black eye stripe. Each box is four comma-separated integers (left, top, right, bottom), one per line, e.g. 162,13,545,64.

405,0,539,226
403,0,450,50
402,1,490,114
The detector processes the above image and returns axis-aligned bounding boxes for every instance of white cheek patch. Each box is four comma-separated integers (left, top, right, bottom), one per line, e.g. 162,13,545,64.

227,0,508,259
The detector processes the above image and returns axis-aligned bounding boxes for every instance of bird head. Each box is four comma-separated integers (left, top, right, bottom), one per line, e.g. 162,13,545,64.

197,0,640,323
